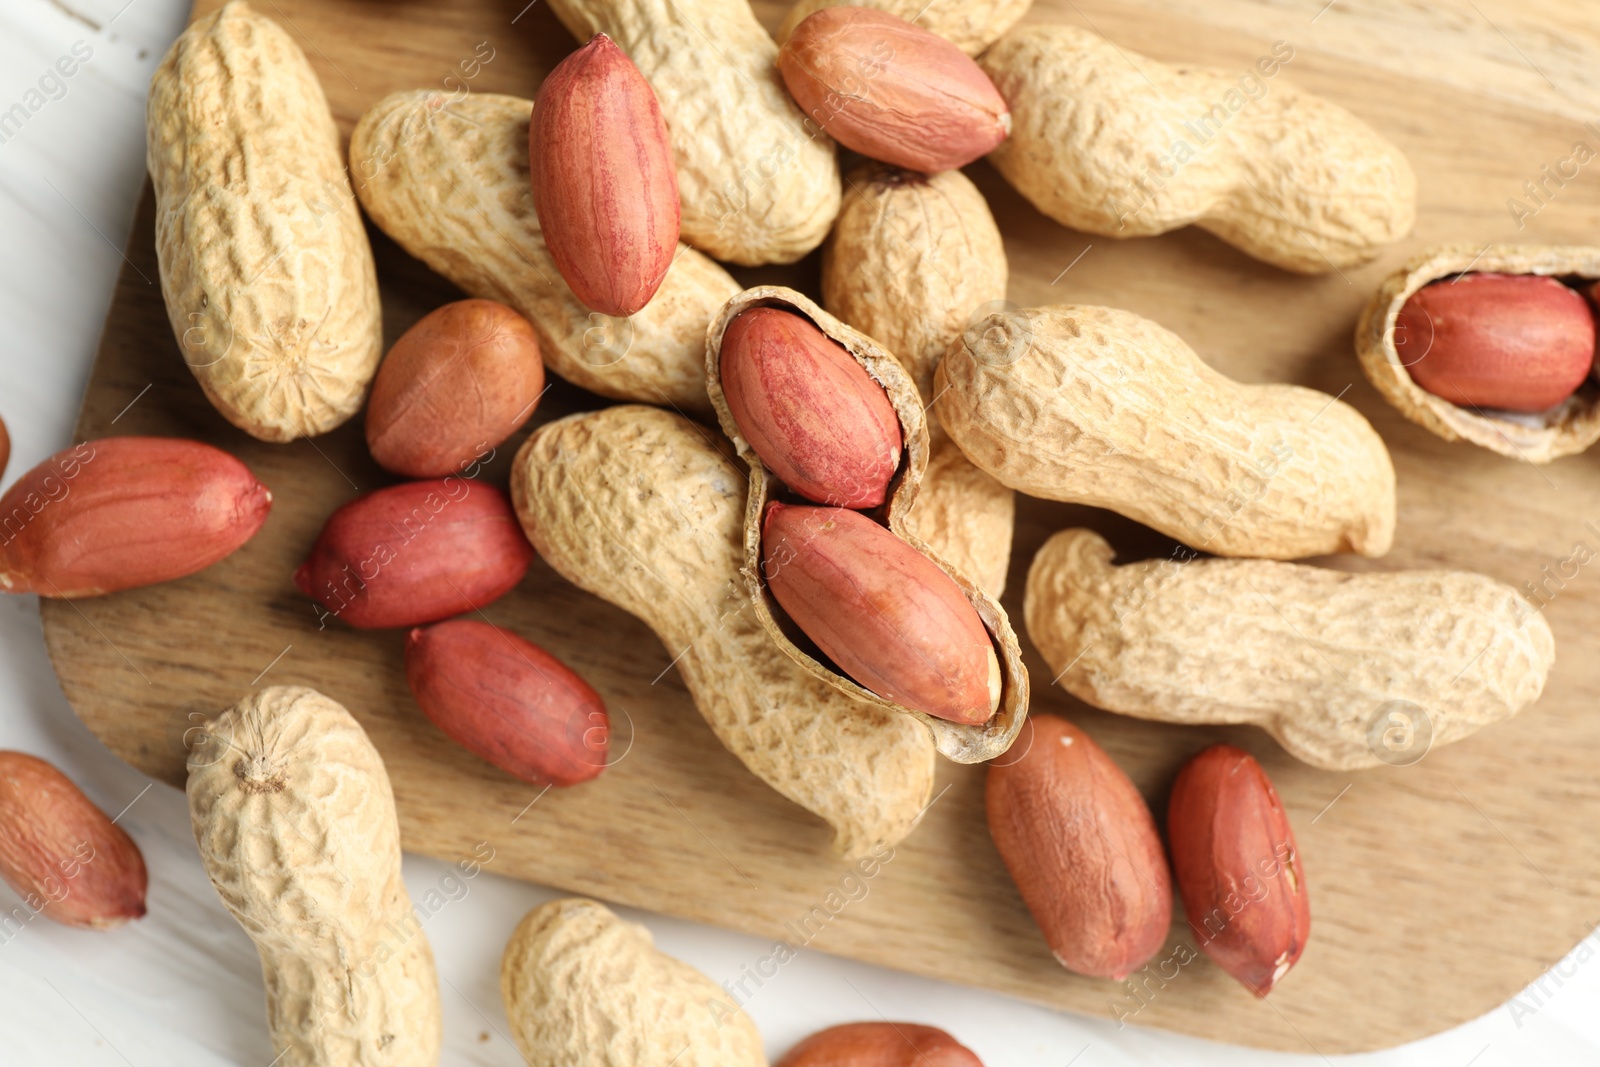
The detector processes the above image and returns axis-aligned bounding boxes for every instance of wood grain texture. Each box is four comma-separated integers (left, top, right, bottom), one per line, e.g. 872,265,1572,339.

40,0,1600,1053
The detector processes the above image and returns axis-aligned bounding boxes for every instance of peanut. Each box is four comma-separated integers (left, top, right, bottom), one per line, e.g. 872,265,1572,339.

778,8,1010,174
986,715,1172,980
147,1,381,441
501,897,763,1067
776,0,1034,56
0,412,9,482
706,286,1029,763
365,300,544,479
544,0,840,266
1356,243,1600,462
350,90,736,414
531,34,679,317
187,686,441,1065
512,405,936,857
1168,745,1310,997
776,1022,982,1066
936,304,1395,560
823,162,1013,597
0,751,147,929
295,479,533,629
0,437,271,598
763,503,1001,724
404,618,608,786
979,26,1415,273
719,306,903,508
1026,529,1556,770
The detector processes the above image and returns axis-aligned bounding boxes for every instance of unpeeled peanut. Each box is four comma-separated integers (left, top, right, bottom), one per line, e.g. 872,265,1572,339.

0,751,148,929
1168,745,1310,997
779,8,1009,174
986,715,1172,980
365,299,544,478
762,503,1000,725
777,1022,983,1066
405,619,607,786
0,437,271,598
720,306,903,509
531,33,679,317
295,478,533,629
776,0,1035,57
1396,273,1595,412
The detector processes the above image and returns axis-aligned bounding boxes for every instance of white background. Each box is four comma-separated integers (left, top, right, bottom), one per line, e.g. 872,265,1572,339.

1,0,1597,1062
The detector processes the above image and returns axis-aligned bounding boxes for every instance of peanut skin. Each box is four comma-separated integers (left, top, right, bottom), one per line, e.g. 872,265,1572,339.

295,479,532,629
1168,745,1310,997
531,33,679,317
986,715,1172,980
0,751,147,929
0,437,271,598
720,307,903,509
1397,273,1595,412
776,1022,983,1066
365,299,544,479
761,503,1000,725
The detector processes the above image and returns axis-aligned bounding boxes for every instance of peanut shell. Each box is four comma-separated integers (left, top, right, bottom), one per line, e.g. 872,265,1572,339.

350,90,735,415
707,286,1029,763
776,0,1034,56
1025,529,1556,770
512,405,936,857
1355,243,1600,462
147,1,382,441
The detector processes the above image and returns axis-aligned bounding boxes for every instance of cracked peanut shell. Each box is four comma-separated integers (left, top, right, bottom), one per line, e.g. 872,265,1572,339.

776,0,1034,55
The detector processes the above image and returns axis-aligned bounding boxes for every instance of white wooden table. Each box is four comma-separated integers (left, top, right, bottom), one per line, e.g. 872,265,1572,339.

0,0,1595,1062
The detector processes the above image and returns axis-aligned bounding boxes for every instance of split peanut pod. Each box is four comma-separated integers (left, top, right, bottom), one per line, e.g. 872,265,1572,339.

937,304,1396,560
1355,243,1600,462
147,1,382,441
775,0,1034,56
823,162,1014,598
350,90,736,415
187,686,442,1065
1025,529,1556,770
980,25,1415,273
512,405,937,857
707,287,1028,763
543,0,840,266
501,898,763,1067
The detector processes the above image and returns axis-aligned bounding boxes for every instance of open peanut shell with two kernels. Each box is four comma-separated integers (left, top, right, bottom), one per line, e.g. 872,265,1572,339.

705,286,1029,763
1355,243,1600,463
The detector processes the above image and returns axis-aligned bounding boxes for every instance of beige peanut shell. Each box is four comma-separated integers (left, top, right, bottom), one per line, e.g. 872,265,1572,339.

1025,529,1556,770
501,898,764,1067
512,405,936,856
350,90,735,415
823,162,1014,597
776,0,1035,55
1355,243,1600,463
980,25,1416,273
545,0,840,266
187,686,441,1065
936,303,1396,560
147,1,382,442
707,287,1029,763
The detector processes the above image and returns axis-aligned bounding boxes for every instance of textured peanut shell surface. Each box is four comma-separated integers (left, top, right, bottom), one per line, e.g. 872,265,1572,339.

501,898,764,1067
706,287,1029,763
544,0,840,266
823,163,1014,597
980,25,1416,273
147,1,382,442
937,304,1396,560
186,686,441,1066
1355,243,1600,463
349,90,735,415
776,0,1034,55
511,405,935,857
1025,530,1556,770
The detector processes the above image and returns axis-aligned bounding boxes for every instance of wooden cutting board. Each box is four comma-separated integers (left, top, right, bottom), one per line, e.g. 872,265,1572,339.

42,0,1600,1053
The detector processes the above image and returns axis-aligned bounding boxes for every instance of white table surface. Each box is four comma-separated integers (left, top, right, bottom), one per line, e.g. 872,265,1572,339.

2,0,1597,1063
